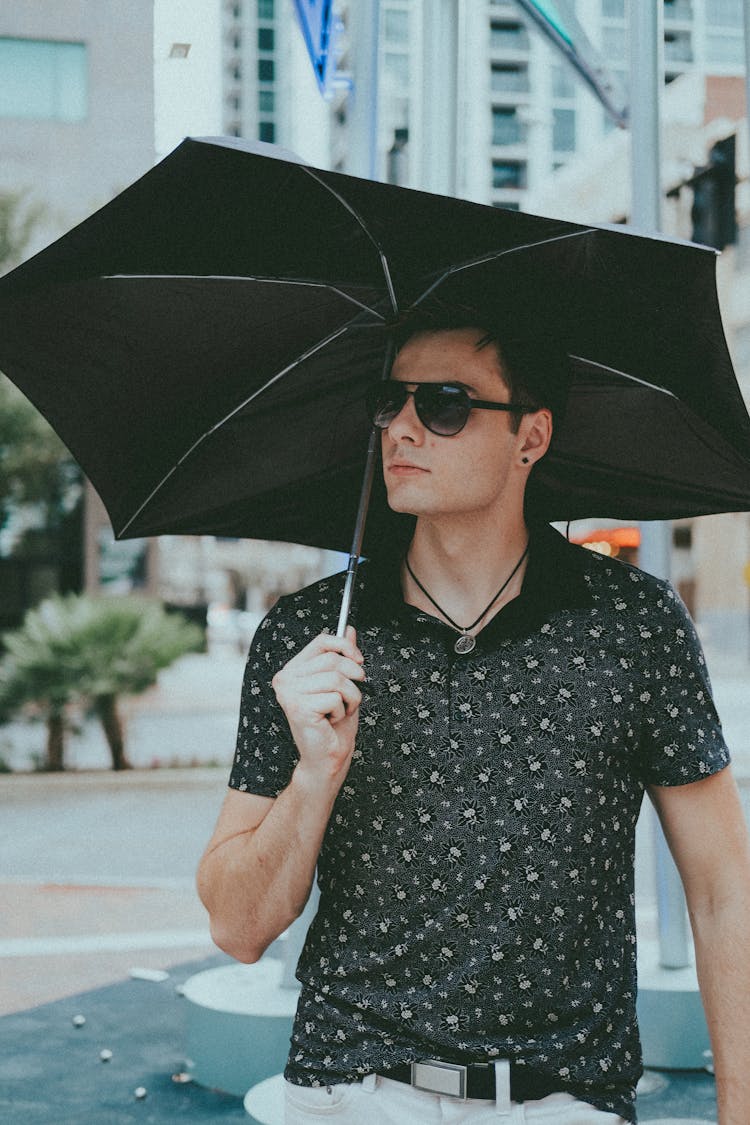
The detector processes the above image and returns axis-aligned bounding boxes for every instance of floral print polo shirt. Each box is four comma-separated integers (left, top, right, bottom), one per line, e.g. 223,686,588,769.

229,522,730,1123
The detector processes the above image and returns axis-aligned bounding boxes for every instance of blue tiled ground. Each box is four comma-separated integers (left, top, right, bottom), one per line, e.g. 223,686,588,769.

0,953,717,1124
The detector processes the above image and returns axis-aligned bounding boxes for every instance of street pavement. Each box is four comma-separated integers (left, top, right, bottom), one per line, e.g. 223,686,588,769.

0,638,747,1122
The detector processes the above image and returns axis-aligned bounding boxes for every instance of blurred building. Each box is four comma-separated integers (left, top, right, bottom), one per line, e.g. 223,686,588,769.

221,0,332,165
527,71,750,661
219,1,746,205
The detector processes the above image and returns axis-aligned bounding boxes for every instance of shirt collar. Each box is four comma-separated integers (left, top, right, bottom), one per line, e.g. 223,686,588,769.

354,521,593,643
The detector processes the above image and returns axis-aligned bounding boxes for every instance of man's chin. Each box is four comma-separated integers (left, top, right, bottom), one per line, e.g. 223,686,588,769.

386,496,433,517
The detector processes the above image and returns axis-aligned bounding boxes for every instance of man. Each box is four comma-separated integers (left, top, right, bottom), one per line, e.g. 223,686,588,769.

198,317,750,1124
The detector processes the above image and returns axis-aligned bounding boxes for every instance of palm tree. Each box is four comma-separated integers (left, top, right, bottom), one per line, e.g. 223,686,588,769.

0,597,88,770
0,594,203,770
72,597,203,770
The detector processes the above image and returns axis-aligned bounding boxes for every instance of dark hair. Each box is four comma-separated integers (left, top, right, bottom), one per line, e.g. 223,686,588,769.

388,302,571,433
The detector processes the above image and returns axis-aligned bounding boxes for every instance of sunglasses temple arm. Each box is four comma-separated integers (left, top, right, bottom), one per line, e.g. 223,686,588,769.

336,339,396,639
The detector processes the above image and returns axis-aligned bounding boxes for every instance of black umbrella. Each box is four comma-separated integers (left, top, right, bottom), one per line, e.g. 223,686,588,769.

0,135,749,630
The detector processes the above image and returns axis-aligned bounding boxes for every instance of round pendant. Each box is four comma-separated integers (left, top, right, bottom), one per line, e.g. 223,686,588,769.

454,633,476,655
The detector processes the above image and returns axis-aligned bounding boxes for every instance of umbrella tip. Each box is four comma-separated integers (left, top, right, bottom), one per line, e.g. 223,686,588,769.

187,135,310,167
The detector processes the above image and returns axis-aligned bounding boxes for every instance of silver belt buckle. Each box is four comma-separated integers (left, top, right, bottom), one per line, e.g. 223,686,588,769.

410,1059,468,1099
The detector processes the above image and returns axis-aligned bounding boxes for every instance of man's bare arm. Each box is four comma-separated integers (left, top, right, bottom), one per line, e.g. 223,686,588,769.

196,628,364,963
650,766,750,1125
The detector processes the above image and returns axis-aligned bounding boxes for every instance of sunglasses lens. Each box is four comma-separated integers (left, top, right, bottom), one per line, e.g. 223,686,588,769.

416,385,470,435
367,383,409,428
367,383,471,435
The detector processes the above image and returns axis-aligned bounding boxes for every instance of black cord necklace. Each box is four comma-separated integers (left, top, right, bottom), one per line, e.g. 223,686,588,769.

404,542,530,655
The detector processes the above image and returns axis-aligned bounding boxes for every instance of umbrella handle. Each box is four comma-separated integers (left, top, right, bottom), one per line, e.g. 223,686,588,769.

336,338,396,637
336,426,379,637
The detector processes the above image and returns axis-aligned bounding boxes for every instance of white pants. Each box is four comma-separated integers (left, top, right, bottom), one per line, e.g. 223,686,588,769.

284,1073,629,1124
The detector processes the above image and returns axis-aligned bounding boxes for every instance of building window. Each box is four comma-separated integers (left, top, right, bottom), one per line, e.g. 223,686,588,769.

663,0,693,20
663,30,692,64
706,32,744,64
258,0,274,17
601,25,627,58
384,9,409,42
491,63,530,94
384,51,409,86
259,121,275,143
732,323,750,374
492,106,526,146
706,0,742,26
602,0,625,17
492,160,526,189
551,64,575,98
258,89,275,112
490,22,530,52
552,107,575,151
258,27,274,50
493,201,521,211
258,58,274,81
734,223,750,270
0,36,87,122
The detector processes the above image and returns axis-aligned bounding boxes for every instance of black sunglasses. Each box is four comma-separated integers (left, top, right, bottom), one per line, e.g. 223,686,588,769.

366,381,536,437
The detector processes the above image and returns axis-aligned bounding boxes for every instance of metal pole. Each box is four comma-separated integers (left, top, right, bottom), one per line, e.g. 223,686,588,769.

346,0,380,180
419,0,458,196
744,0,750,156
629,2,690,971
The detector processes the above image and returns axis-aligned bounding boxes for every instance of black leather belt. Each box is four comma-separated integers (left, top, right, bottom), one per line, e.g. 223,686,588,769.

383,1059,556,1102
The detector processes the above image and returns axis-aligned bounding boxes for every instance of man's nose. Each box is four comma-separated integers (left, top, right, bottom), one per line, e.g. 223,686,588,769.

386,392,424,442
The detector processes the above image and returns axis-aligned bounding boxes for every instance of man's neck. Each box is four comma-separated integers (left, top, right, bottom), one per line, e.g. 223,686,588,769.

404,510,530,627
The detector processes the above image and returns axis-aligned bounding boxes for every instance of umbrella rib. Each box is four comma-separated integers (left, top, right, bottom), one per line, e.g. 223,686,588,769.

104,274,385,319
116,320,357,539
569,355,678,397
412,228,597,306
301,167,399,316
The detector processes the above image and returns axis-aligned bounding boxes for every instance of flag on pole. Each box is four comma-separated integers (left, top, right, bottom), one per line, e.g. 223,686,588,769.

515,0,628,126
293,0,335,94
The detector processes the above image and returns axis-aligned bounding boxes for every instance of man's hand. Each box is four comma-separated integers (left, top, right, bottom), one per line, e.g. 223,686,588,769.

272,625,364,790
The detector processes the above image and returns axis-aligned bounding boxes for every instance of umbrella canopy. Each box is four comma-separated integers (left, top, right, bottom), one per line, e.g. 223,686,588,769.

0,135,749,556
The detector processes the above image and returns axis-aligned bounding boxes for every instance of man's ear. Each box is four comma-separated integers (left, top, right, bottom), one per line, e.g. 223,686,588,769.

519,408,553,466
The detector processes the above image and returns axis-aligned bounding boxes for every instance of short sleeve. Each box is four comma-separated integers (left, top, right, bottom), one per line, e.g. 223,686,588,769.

636,580,731,787
228,597,300,798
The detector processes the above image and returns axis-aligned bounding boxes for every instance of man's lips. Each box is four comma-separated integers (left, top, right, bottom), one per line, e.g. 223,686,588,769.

386,461,428,474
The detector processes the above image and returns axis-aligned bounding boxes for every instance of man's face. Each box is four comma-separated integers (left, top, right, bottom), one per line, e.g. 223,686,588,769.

381,327,537,522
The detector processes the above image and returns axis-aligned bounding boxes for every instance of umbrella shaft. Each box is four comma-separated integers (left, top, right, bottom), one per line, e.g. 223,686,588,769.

337,339,396,637
336,426,380,638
